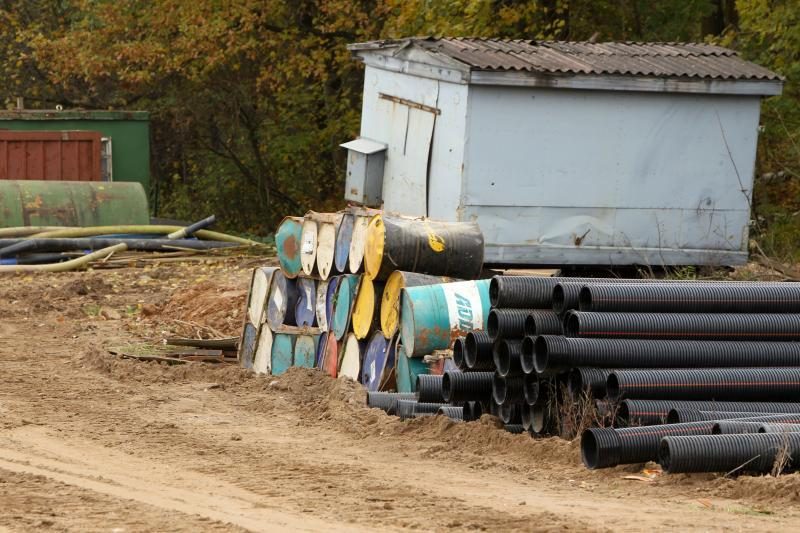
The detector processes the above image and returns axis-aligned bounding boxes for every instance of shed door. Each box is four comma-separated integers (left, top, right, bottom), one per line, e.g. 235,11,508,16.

378,96,436,217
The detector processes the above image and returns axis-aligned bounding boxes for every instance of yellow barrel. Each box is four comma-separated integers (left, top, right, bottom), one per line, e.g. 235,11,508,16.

352,276,384,340
380,271,457,338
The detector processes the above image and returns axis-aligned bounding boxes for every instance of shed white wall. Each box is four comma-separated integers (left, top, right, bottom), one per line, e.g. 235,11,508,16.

358,66,468,218
461,86,761,265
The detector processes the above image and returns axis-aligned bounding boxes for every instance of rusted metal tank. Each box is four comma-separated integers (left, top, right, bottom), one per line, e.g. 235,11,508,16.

0,180,148,227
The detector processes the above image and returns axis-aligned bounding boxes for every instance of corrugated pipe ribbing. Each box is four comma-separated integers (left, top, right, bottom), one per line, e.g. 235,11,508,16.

659,433,800,474
487,308,532,340
465,331,495,371
442,371,493,403
618,399,800,427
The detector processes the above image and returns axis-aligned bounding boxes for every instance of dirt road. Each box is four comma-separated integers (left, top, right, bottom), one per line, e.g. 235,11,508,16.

0,260,798,532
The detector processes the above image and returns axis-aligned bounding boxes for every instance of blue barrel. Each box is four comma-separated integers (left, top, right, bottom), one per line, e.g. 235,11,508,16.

275,216,303,278
294,335,319,368
400,279,491,357
325,276,340,329
315,331,328,368
361,332,389,391
334,213,354,273
395,345,429,393
271,333,295,376
267,271,299,328
295,277,317,327
238,322,258,370
332,274,359,340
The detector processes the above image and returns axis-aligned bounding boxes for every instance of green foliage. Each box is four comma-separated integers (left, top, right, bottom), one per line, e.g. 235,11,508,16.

0,0,797,256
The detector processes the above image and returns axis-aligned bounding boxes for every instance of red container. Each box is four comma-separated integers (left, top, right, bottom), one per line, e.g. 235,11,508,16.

0,130,102,181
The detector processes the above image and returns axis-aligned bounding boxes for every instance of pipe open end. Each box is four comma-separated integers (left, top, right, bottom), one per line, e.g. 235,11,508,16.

523,374,539,405
452,337,466,369
552,284,566,314
441,373,453,403
521,336,536,374
606,373,621,402
489,277,501,308
531,405,547,433
524,313,536,337
658,439,672,472
493,341,510,377
487,309,500,339
492,373,507,405
712,422,723,435
533,336,549,374
666,409,681,424
567,368,583,398
464,332,479,369
578,286,593,311
564,311,580,337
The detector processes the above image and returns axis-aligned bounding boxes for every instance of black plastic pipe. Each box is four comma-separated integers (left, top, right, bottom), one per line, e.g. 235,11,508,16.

659,433,800,474
493,339,523,377
528,404,550,435
712,421,764,434
464,331,495,371
492,373,525,405
504,424,526,434
437,406,464,421
520,336,537,374
442,371,493,403
366,391,416,412
491,399,521,424
533,335,800,375
490,276,656,309
608,368,800,402
565,311,800,341
523,373,541,405
396,400,446,421
581,422,716,469
452,336,468,371
487,308,532,340
0,237,236,257
568,368,613,399
618,399,800,426
666,409,800,424
524,310,563,336
579,283,800,314
759,423,800,433
416,375,445,403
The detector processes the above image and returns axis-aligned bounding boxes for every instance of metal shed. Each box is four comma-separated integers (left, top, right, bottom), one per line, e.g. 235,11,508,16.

347,38,783,267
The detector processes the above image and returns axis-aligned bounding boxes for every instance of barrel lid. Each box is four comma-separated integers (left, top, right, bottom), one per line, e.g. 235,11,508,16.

247,266,277,326
322,332,338,377
293,335,318,369
252,326,274,375
351,276,375,340
380,271,404,338
339,333,363,381
325,276,340,327
315,331,328,368
334,213,354,273
363,214,384,280
270,333,295,376
294,277,317,327
399,291,416,357
275,216,303,278
332,275,357,340
315,279,330,331
267,271,297,329
362,332,389,391
300,219,318,276
238,322,258,370
316,220,337,280
348,215,370,273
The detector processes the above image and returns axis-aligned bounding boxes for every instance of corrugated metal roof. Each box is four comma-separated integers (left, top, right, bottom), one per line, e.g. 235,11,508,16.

349,38,782,81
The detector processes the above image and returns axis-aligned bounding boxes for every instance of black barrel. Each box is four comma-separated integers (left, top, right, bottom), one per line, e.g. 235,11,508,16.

659,433,800,474
442,371,493,403
619,399,800,426
464,331,495,370
565,311,800,341
396,400,446,421
368,215,484,281
504,424,526,434
367,391,416,412
524,310,563,336
493,339,523,377
492,373,525,405
759,423,800,433
437,406,465,421
523,373,541,405
487,308,532,340
416,375,445,403
533,336,800,374
568,368,613,399
452,336,469,371
581,422,716,469
608,368,800,402
580,283,800,314
712,420,764,434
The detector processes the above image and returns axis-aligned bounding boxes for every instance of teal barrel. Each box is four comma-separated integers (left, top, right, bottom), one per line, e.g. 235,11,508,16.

271,333,295,376
331,274,359,340
0,180,149,227
275,216,303,278
395,343,429,393
400,279,491,358
293,335,319,368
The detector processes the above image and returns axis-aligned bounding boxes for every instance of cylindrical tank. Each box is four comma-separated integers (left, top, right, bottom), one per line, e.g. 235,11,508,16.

275,216,303,278
0,180,149,228
380,271,456,339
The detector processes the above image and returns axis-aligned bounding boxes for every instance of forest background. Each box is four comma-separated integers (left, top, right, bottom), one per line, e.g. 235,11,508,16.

1,0,798,259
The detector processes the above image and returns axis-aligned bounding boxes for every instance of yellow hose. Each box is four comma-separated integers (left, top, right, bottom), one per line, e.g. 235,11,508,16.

28,225,264,246
0,243,128,273
0,226,79,238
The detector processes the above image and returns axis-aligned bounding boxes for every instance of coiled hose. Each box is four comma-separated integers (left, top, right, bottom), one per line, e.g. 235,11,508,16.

607,368,800,402
581,422,716,469
579,283,800,313
464,331,495,371
618,399,800,426
565,311,800,341
532,335,800,375
442,371,493,403
524,310,563,336
659,433,800,474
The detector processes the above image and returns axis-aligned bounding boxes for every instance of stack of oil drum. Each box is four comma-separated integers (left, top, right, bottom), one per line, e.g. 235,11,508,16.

240,207,487,395
497,275,800,475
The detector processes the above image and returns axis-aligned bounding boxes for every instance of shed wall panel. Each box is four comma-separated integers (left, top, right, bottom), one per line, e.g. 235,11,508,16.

0,131,102,181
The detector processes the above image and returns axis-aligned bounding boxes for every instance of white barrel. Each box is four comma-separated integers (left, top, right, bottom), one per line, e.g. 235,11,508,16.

300,218,319,276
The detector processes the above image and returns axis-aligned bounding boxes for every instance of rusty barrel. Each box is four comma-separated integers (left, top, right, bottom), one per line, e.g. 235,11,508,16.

352,276,384,340
275,216,303,278
271,333,295,376
339,333,365,380
400,279,491,358
295,277,317,327
293,335,319,369
380,271,456,339
331,274,359,340
252,326,274,375
266,270,298,329
364,214,484,281
334,212,354,274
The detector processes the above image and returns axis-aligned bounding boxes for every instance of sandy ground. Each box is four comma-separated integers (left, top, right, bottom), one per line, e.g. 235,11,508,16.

0,258,799,532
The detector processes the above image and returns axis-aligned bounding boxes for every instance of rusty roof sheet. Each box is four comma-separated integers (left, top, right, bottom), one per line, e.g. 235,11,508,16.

350,38,782,81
